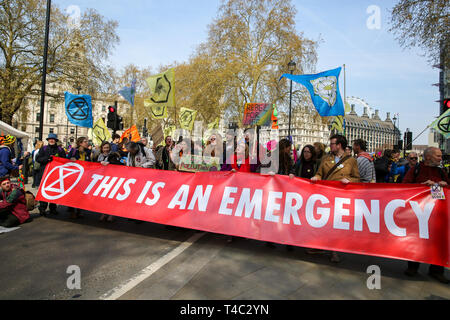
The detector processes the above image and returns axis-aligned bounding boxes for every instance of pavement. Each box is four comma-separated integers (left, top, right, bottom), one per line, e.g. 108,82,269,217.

0,182,449,300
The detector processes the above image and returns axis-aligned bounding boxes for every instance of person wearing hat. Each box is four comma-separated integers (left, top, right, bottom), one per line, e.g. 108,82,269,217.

0,135,22,177
36,133,66,216
0,175,30,228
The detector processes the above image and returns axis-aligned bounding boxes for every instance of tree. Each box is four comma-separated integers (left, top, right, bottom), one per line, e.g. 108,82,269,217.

389,0,449,68
200,0,318,126
0,0,119,124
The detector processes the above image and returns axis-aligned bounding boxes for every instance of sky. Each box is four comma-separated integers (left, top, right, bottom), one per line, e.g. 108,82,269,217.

54,0,441,145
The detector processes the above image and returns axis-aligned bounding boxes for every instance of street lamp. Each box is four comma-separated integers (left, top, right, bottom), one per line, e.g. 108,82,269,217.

38,0,52,141
287,60,296,139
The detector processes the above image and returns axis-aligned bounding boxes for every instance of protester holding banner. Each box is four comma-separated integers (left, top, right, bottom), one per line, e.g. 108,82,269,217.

125,141,156,169
269,138,295,177
96,141,116,223
66,137,92,219
313,142,326,164
36,134,66,216
294,145,320,179
221,140,258,173
68,137,93,162
204,134,223,161
156,136,176,171
31,141,44,188
0,176,30,228
311,134,360,262
352,139,376,183
402,147,449,284
110,134,121,153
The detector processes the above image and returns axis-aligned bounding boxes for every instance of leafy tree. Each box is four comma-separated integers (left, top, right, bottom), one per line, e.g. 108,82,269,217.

0,0,119,124
389,0,449,68
174,0,318,127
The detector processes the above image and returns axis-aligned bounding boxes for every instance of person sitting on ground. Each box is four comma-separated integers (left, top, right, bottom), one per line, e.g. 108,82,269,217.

0,176,30,228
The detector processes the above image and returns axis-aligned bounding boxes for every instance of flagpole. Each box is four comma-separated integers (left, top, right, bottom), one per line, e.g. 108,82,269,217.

405,125,430,151
343,64,346,136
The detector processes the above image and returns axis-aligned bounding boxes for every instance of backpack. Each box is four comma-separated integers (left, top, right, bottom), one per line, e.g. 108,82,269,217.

25,191,36,211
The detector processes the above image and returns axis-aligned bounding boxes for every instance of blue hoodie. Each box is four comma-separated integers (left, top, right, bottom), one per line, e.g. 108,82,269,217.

0,146,19,176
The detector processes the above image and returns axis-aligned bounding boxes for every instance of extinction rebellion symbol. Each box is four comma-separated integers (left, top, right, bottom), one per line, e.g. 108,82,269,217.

437,115,450,134
41,163,84,200
67,97,90,121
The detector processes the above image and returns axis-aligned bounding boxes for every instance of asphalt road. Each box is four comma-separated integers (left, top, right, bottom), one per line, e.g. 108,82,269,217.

1,184,449,300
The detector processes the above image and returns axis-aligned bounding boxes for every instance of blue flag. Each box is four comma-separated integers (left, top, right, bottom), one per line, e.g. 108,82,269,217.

280,67,344,117
119,79,137,107
64,91,93,128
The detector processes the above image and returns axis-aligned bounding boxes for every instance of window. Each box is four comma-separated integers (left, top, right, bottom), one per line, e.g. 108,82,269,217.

36,113,40,122
70,128,75,134
35,127,40,133
21,126,26,132
49,128,54,134
102,106,106,112
50,114,55,123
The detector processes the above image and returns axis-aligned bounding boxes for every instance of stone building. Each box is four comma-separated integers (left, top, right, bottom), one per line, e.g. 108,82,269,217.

338,105,400,152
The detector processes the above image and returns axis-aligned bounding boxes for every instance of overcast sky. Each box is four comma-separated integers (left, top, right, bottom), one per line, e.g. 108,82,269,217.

54,0,441,144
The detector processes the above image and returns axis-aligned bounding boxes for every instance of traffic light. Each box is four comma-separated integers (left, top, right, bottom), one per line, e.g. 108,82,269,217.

405,132,413,151
397,140,403,150
116,115,124,131
107,105,117,130
444,98,450,109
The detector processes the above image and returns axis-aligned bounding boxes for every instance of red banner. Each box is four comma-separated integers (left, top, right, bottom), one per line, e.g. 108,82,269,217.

36,157,450,267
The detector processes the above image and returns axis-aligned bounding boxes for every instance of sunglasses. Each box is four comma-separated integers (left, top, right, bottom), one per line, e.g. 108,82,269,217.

409,157,418,160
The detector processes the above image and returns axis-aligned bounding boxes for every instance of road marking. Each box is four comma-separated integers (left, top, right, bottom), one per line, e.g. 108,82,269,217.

99,232,205,300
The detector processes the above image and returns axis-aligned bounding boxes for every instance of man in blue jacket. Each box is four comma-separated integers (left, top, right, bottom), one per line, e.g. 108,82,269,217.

0,135,23,177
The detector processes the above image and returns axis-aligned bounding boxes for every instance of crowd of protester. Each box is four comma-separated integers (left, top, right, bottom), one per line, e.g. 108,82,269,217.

0,131,449,284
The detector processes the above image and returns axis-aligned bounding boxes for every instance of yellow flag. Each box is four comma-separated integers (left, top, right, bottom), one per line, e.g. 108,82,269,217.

207,118,220,130
344,101,351,114
146,68,175,107
331,115,344,134
179,107,197,131
145,99,168,120
88,118,111,147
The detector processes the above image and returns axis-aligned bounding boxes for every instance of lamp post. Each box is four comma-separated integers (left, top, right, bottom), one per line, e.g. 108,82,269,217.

287,60,296,139
38,0,52,141
393,114,399,149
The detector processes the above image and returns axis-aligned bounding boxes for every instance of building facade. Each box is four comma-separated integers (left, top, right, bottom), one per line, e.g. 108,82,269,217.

331,105,400,152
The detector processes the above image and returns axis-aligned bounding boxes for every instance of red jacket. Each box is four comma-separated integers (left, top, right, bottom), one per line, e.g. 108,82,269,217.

403,162,450,184
0,184,30,224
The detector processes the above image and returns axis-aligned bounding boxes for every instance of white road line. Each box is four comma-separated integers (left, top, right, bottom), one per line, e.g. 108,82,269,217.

99,232,205,300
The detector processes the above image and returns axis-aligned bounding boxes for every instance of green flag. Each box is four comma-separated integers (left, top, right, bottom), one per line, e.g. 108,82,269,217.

430,109,450,139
